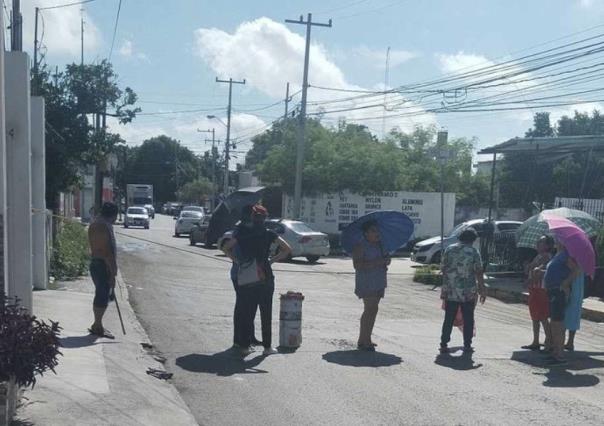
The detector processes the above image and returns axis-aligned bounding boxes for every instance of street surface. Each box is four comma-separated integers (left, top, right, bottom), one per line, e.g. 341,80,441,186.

117,215,604,426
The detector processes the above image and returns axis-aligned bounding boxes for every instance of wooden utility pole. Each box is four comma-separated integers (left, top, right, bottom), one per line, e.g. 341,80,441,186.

285,13,332,219
215,77,245,196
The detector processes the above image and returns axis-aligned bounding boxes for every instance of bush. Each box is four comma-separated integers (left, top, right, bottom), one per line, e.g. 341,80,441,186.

596,227,604,267
51,220,89,279
0,292,62,388
413,265,442,286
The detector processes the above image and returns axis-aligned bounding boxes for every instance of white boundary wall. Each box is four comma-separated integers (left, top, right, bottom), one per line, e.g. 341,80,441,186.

283,190,456,238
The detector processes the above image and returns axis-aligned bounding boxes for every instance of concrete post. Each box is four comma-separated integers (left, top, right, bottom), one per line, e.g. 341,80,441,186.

31,96,47,290
0,11,7,295
4,52,32,312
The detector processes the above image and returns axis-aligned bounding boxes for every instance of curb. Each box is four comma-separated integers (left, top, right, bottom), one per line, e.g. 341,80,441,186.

485,284,604,323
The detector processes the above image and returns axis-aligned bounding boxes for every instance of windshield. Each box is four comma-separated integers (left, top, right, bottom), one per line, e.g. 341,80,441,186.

181,211,202,218
183,206,204,213
287,222,316,233
128,208,147,215
447,223,466,237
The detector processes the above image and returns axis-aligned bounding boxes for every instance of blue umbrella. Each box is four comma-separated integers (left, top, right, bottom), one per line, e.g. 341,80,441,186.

341,210,415,255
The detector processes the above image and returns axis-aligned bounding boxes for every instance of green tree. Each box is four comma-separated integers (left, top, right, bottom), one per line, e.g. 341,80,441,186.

37,62,140,208
177,178,214,204
124,136,206,203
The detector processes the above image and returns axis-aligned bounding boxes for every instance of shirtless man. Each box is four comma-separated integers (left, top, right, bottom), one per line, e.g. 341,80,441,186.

88,202,119,338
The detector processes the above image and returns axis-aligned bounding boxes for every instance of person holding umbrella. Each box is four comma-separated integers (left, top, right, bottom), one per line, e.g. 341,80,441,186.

542,214,595,366
342,211,415,352
352,220,391,351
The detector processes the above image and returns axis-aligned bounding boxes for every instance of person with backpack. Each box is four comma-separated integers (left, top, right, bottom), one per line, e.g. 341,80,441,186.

224,205,291,356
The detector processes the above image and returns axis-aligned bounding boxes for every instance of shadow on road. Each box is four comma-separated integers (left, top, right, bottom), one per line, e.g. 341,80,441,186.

322,350,402,367
60,334,116,349
434,351,483,371
511,350,604,388
175,350,269,376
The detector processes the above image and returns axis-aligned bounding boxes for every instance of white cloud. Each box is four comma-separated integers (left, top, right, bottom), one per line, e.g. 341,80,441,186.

22,0,101,58
352,46,417,69
193,17,434,136
118,39,149,61
579,0,599,7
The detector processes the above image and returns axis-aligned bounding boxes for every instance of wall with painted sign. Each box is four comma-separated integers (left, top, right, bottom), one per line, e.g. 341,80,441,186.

283,191,456,238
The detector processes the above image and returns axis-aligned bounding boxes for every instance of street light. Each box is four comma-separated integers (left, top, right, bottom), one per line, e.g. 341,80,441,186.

198,128,217,209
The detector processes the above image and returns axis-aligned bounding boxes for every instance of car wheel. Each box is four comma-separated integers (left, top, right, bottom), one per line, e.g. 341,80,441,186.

431,251,442,264
145,225,149,229
175,232,180,238
189,236,195,246
124,224,128,228
306,256,320,264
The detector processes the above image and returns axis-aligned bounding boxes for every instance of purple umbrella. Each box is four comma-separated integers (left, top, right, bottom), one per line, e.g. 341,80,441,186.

544,214,596,278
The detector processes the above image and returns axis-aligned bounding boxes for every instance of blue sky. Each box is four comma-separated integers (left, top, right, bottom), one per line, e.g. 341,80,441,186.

18,0,604,164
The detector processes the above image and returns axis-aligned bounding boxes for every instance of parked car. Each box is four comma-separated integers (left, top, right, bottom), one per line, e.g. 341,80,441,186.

124,207,150,229
411,219,522,264
181,205,204,214
189,215,212,246
144,204,155,219
174,210,204,237
217,219,330,263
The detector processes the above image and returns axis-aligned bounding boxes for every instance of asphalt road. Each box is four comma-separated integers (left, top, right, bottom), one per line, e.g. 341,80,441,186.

117,215,604,426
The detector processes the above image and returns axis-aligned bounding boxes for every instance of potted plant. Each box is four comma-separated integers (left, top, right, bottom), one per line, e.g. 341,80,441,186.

0,292,61,425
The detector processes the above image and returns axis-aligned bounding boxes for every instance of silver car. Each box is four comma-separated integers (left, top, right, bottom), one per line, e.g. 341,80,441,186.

219,219,330,263
411,219,522,264
124,207,150,229
174,211,204,237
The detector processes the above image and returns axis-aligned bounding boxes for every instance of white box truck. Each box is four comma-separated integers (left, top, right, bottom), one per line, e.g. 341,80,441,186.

126,184,154,212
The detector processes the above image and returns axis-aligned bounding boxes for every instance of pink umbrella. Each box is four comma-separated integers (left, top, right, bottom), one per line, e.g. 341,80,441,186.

543,214,596,277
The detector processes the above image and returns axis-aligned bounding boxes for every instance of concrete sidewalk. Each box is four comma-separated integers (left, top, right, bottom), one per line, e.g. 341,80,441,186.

485,275,604,322
13,275,197,426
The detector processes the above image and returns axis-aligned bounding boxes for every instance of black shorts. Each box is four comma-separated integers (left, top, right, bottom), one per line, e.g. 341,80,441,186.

547,287,566,322
90,258,111,308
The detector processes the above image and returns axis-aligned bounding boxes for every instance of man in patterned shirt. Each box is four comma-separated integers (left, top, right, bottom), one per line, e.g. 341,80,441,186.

439,228,487,354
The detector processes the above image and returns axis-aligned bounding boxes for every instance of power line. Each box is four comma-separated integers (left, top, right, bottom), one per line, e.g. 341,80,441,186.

39,0,98,11
108,0,122,60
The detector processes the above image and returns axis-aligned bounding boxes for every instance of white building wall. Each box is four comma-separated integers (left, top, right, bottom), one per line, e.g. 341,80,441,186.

31,96,47,290
4,52,33,311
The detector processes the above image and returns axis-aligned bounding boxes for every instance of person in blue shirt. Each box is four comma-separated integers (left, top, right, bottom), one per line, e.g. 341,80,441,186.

543,240,580,366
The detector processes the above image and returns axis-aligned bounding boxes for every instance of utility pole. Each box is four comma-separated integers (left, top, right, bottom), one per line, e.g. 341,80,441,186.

285,13,332,219
80,8,85,66
437,130,448,261
11,0,22,51
198,128,217,209
215,77,245,197
33,7,39,93
284,82,290,120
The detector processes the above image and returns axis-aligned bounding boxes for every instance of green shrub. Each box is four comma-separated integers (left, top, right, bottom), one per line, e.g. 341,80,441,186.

413,265,442,286
51,221,89,279
596,227,604,267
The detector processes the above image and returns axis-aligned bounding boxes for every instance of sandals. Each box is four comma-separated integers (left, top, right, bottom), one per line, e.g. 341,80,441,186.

88,327,115,340
521,344,541,351
357,344,376,352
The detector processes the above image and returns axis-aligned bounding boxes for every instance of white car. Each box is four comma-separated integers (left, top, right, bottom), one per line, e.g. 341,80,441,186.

182,205,204,214
144,204,155,219
411,219,522,264
124,207,150,229
174,210,204,237
218,219,330,263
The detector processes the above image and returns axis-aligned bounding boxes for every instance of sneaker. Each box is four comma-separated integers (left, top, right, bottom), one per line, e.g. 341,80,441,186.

439,345,449,354
251,337,264,346
357,344,376,352
240,346,254,356
263,347,278,355
463,346,475,354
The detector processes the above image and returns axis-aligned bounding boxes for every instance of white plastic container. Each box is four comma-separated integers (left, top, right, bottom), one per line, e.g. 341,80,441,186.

279,292,304,348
